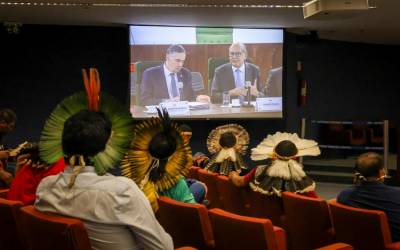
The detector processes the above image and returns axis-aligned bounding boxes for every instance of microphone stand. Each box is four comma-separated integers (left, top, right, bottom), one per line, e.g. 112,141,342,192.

241,80,254,107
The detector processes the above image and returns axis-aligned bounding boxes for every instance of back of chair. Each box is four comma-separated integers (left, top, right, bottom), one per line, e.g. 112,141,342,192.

207,57,229,93
215,175,248,215
19,205,91,250
133,60,163,105
282,192,334,250
329,200,392,250
156,196,214,249
191,72,205,95
197,169,223,209
245,189,285,227
0,198,24,250
208,208,285,250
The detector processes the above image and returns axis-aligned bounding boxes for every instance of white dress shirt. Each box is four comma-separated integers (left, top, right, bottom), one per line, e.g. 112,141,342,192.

163,64,180,99
35,166,173,250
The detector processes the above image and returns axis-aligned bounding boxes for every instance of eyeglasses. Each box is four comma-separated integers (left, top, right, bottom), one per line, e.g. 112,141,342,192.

229,52,243,57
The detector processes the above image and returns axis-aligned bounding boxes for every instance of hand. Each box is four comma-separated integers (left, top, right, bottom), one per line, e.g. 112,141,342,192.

8,141,29,157
229,87,247,97
250,84,259,96
196,95,211,103
16,153,31,171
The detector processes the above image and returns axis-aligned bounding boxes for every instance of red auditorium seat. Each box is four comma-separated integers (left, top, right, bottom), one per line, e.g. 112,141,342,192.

19,205,91,250
215,175,249,215
186,166,200,180
208,208,286,250
245,188,285,227
329,200,400,250
197,169,223,209
0,198,24,250
282,191,334,250
156,196,214,249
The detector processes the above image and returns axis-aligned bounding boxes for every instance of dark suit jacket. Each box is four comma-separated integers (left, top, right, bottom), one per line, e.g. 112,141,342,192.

140,65,194,106
264,66,282,97
211,62,260,103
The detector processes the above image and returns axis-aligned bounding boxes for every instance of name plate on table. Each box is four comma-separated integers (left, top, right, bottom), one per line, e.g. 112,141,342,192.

160,101,190,116
256,97,282,111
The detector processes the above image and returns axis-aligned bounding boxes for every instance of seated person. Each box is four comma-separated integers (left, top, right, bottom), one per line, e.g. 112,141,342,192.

122,108,197,211
229,132,320,198
263,66,282,97
337,152,400,241
178,123,208,204
211,43,262,103
140,44,195,106
7,143,65,205
205,124,249,176
35,110,173,250
0,108,17,187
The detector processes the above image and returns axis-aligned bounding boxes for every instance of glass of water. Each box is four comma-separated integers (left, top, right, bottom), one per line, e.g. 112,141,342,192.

222,91,230,106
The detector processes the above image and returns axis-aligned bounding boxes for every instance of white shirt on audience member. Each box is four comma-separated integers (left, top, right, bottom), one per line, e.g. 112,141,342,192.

35,166,173,250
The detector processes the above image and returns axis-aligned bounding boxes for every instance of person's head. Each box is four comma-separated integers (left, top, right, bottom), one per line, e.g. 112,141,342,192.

354,152,385,182
165,44,186,73
0,108,17,134
274,140,298,160
229,43,247,68
179,124,192,143
62,110,112,158
219,132,237,149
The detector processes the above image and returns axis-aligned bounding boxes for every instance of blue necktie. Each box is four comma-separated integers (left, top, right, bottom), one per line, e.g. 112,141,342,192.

235,69,242,88
170,73,178,98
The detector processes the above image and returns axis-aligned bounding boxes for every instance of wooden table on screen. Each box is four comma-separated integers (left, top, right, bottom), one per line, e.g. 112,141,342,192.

130,104,282,119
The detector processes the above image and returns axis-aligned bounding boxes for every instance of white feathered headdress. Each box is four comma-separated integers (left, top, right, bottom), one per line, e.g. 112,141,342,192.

251,132,320,161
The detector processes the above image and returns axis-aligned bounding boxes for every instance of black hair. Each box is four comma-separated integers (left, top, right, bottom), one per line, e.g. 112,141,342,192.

354,152,383,178
62,110,111,157
219,132,236,148
149,133,177,160
166,44,186,55
275,140,298,157
0,108,17,124
179,124,192,133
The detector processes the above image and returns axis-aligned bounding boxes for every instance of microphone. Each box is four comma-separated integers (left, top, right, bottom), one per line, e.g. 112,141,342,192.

242,80,254,107
177,81,184,101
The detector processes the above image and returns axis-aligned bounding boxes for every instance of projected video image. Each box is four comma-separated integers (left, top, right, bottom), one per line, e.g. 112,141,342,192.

129,26,283,119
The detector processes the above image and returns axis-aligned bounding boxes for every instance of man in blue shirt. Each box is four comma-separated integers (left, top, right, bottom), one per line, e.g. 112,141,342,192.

337,152,400,241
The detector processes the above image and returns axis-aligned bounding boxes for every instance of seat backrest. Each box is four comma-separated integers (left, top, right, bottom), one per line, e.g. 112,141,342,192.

245,189,285,227
0,198,24,250
133,60,163,105
282,192,334,250
191,72,205,95
215,175,248,215
197,169,223,209
329,200,392,250
207,57,229,93
19,205,91,250
156,196,214,249
208,208,284,250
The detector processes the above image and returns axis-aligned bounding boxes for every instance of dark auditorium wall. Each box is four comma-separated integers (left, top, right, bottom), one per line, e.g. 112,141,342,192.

2,24,400,161
0,25,130,147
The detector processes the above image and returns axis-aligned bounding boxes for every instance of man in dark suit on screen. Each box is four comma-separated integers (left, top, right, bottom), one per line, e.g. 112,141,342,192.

140,44,195,106
211,43,261,103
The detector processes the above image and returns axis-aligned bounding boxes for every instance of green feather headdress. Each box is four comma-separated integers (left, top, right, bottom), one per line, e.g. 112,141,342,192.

39,69,133,174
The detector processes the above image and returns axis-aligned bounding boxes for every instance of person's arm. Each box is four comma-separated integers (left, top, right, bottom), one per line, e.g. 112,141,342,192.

229,168,256,187
140,69,164,106
182,69,195,101
117,178,174,250
0,150,9,160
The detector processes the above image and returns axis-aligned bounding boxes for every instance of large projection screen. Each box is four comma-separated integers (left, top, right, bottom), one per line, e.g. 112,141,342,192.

129,26,283,119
